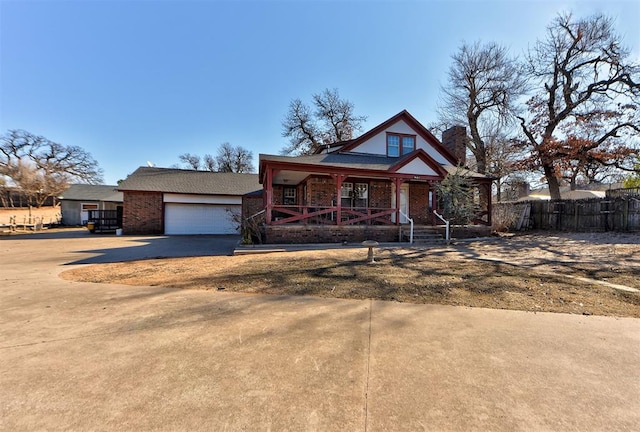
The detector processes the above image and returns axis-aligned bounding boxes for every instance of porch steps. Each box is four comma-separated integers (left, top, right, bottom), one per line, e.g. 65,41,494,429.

402,227,446,245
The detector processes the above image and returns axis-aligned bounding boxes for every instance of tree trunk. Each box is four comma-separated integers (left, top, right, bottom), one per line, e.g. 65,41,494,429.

468,117,487,174
569,175,577,191
543,164,562,199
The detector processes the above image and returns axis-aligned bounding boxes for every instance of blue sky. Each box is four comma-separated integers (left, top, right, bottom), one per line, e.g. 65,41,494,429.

2,0,638,185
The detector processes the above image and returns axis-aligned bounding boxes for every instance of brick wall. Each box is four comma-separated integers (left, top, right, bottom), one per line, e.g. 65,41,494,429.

272,185,284,205
307,176,336,206
264,225,399,244
123,191,163,234
370,180,391,208
242,194,264,219
409,182,431,224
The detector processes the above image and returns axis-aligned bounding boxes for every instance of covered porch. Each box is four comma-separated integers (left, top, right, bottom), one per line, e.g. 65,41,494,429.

249,152,492,244
264,166,440,227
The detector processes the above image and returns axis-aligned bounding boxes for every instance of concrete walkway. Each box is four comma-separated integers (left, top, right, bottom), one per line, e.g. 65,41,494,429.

1,232,639,431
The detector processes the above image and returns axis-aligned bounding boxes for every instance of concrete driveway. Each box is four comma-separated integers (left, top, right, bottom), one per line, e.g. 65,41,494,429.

2,229,240,263
1,231,639,431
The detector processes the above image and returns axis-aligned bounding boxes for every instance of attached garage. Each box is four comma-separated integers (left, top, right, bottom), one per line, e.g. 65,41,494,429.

164,203,239,235
118,167,260,235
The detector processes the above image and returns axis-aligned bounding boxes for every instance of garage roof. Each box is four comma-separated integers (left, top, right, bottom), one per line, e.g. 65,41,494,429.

59,184,123,202
118,167,261,196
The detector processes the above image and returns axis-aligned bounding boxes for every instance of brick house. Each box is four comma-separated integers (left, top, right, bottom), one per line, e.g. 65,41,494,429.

246,110,493,243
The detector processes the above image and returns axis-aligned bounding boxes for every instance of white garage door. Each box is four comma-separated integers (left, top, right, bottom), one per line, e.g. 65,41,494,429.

165,203,240,235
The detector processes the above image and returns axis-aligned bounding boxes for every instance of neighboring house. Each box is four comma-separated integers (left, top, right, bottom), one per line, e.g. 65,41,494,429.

118,167,260,235
58,184,123,226
248,110,493,244
518,183,627,201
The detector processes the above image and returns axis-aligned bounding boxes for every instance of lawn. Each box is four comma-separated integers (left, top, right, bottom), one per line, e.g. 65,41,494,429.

61,234,640,318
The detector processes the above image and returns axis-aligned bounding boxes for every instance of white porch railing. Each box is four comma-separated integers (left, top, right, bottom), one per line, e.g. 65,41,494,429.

399,209,414,244
433,210,450,244
246,209,265,221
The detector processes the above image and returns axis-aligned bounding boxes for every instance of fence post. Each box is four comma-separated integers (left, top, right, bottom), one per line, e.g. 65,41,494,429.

623,198,629,231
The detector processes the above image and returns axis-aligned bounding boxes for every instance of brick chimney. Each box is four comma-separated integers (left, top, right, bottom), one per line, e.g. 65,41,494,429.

441,126,467,166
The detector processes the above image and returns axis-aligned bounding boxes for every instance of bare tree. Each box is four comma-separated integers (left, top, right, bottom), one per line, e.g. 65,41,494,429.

0,129,103,207
516,12,640,199
281,88,367,155
483,125,528,201
178,153,202,170
176,145,254,173
438,41,526,175
216,143,254,173
177,152,218,171
203,154,216,171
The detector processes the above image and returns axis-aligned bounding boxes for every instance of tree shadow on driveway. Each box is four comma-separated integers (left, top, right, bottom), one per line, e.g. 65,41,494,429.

65,234,240,264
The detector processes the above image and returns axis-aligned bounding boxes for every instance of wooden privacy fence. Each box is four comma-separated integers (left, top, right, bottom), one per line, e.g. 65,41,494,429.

494,195,640,232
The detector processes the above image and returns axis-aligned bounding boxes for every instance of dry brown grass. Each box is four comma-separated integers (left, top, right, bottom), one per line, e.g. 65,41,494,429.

61,237,640,318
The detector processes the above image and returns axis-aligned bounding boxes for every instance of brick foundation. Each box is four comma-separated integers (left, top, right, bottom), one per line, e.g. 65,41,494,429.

264,225,400,244
123,191,163,234
434,224,492,239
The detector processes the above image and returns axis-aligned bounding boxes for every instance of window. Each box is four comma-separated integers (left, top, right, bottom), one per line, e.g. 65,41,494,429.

387,135,400,157
341,182,353,207
354,183,368,207
387,133,417,156
283,187,296,205
81,203,99,225
402,136,415,154
340,182,368,208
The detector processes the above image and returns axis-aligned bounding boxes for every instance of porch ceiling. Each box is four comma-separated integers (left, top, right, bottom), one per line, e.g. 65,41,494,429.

272,170,310,185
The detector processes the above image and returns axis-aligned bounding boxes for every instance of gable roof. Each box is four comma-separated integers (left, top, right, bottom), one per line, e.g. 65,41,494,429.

335,110,459,165
58,184,123,202
388,149,449,177
118,167,261,196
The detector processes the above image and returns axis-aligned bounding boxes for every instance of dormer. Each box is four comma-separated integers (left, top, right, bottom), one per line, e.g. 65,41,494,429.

334,110,459,166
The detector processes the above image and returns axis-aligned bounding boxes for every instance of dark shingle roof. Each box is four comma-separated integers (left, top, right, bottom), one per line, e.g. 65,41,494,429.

260,152,400,171
59,184,123,202
118,167,261,196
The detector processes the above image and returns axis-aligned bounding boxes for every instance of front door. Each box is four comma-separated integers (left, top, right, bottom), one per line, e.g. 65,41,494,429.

391,184,410,223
